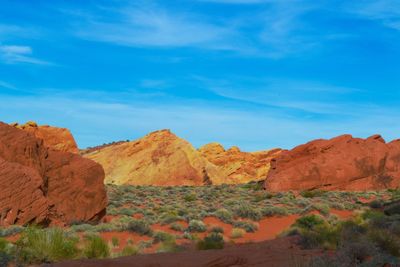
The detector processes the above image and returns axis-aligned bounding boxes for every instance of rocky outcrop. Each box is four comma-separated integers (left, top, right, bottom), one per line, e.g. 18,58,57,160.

0,122,107,226
12,121,79,153
265,134,400,192
199,143,281,184
85,130,226,186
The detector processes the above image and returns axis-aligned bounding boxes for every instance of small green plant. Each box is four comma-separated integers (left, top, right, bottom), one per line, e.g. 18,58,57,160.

231,228,245,239
184,194,197,202
233,221,258,233
120,245,140,256
83,235,110,259
111,236,119,247
233,203,262,221
153,231,175,244
214,209,233,223
15,227,79,264
170,222,185,232
127,219,153,236
197,233,224,250
210,226,224,234
301,190,325,198
188,220,207,233
295,215,325,230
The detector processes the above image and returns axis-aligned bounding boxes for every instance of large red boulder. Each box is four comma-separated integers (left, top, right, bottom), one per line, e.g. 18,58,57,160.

0,122,107,226
12,121,79,153
265,134,400,192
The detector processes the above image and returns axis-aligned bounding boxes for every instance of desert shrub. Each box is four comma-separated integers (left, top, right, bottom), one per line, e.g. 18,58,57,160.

127,219,153,236
170,222,185,232
0,226,24,237
233,221,258,233
83,235,110,259
369,199,383,209
368,229,400,257
70,223,96,233
160,213,181,225
312,203,330,216
295,215,325,230
253,192,274,202
188,220,207,232
153,231,175,244
119,208,135,216
157,238,180,253
184,194,197,202
197,233,224,250
111,237,119,247
260,206,288,217
15,227,79,264
210,226,224,234
300,190,325,198
0,251,12,267
120,245,139,256
233,203,262,221
231,228,245,239
214,209,233,223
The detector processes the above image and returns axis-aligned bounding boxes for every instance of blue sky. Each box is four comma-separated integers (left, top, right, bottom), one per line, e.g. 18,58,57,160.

0,0,399,151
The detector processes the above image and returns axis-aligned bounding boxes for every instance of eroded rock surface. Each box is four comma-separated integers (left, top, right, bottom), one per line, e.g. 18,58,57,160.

265,134,400,192
0,122,107,226
85,130,225,186
199,143,281,184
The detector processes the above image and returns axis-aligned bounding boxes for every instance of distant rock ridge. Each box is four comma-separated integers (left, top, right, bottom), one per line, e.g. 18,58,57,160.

84,129,227,186
0,122,107,226
265,134,400,192
199,143,281,184
11,121,79,153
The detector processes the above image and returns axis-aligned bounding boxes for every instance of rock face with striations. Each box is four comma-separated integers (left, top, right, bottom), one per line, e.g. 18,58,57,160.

265,134,400,192
12,121,79,153
0,122,107,226
84,130,226,186
199,143,281,184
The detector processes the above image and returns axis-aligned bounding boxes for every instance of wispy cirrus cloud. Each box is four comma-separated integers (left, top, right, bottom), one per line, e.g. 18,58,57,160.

73,5,243,51
0,44,52,65
348,0,400,30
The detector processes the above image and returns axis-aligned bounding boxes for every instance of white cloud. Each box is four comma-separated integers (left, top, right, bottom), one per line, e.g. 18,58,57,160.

74,6,243,51
347,0,400,30
0,44,52,65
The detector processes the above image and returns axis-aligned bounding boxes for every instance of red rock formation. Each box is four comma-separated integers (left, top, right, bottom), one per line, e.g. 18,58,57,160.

13,121,79,153
265,134,400,192
199,143,281,184
84,129,225,186
0,122,107,226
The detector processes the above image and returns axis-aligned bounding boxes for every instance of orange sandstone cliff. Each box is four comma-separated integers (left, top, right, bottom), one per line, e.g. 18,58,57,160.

84,130,227,186
265,134,400,192
12,121,79,153
0,122,107,226
199,142,281,184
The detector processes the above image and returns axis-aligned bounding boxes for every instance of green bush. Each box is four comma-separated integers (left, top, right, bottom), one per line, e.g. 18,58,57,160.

233,221,258,233
188,220,207,232
184,194,197,202
301,190,325,198
83,235,110,259
210,226,224,234
231,228,245,239
120,245,140,256
153,231,175,244
295,215,325,230
214,209,233,223
170,223,185,232
15,227,79,264
233,203,262,221
111,236,119,247
261,206,288,217
197,233,224,250
127,219,153,236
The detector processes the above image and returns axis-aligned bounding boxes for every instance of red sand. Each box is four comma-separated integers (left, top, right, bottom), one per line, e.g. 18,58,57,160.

330,209,353,219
